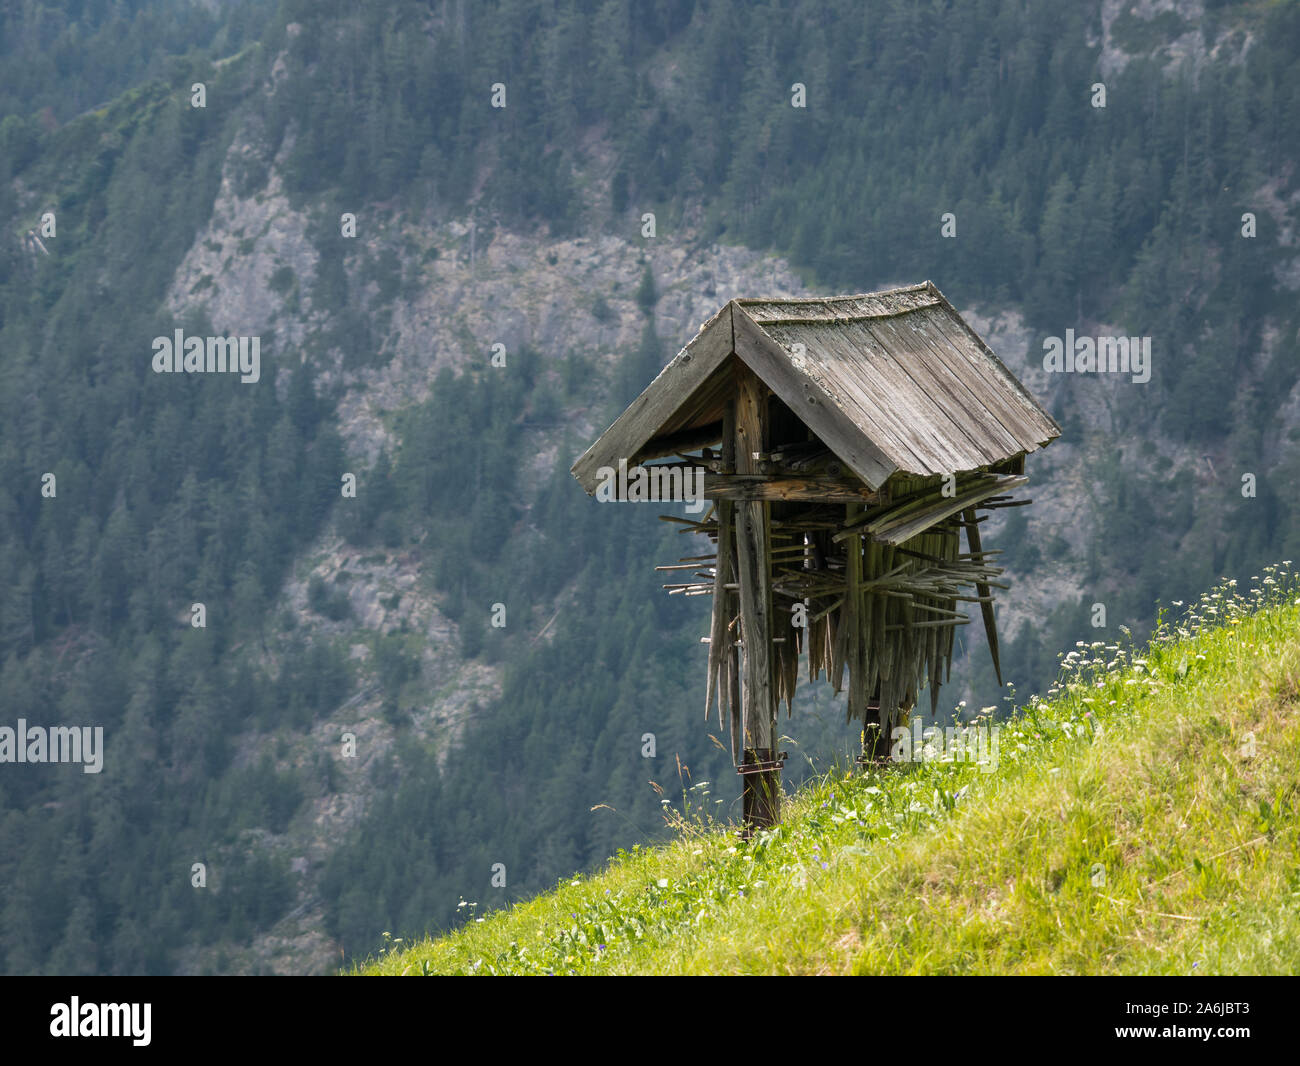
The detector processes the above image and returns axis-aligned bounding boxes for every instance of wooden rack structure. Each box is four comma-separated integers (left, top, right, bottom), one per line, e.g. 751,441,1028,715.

572,282,1060,831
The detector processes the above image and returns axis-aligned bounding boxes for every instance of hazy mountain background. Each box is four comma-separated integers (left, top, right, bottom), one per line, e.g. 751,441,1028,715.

1,0,1297,974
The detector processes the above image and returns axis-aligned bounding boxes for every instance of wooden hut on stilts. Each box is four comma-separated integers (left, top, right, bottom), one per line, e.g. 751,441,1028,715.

572,282,1060,833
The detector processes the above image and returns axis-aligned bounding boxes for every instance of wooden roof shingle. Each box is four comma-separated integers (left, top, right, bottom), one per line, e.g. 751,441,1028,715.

572,281,1060,493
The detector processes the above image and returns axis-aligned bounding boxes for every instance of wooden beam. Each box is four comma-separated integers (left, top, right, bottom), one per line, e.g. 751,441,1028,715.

720,399,740,764
963,505,1003,686
845,505,866,725
631,421,724,465
735,364,774,752
703,474,881,503
705,402,736,726
734,362,781,829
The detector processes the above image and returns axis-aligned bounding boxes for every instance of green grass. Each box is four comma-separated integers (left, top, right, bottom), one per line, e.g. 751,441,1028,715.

357,565,1300,975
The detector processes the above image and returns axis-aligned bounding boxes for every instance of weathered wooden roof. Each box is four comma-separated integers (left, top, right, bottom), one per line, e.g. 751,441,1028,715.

572,281,1060,493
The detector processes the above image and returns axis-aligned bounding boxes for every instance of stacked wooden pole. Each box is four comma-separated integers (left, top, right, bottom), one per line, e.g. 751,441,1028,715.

661,448,1013,812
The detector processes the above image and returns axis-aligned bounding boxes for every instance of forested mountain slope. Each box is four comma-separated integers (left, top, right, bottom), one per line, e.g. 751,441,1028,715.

0,0,1297,973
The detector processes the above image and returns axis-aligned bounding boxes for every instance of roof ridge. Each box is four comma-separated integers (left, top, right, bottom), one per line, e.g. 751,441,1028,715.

734,281,933,306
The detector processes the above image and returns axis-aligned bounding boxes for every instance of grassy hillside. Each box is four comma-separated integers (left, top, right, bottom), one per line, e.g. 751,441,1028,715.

359,565,1300,975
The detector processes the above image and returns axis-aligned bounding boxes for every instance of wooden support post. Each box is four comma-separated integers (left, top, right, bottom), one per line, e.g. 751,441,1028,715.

734,363,782,831
859,684,888,766
719,399,741,765
964,506,1003,686
845,504,866,723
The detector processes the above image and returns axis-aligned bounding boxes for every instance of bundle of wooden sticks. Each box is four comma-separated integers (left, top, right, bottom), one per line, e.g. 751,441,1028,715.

658,472,1020,762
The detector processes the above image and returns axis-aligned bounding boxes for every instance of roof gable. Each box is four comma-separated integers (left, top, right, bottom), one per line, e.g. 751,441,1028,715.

570,300,736,492
571,282,1060,494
